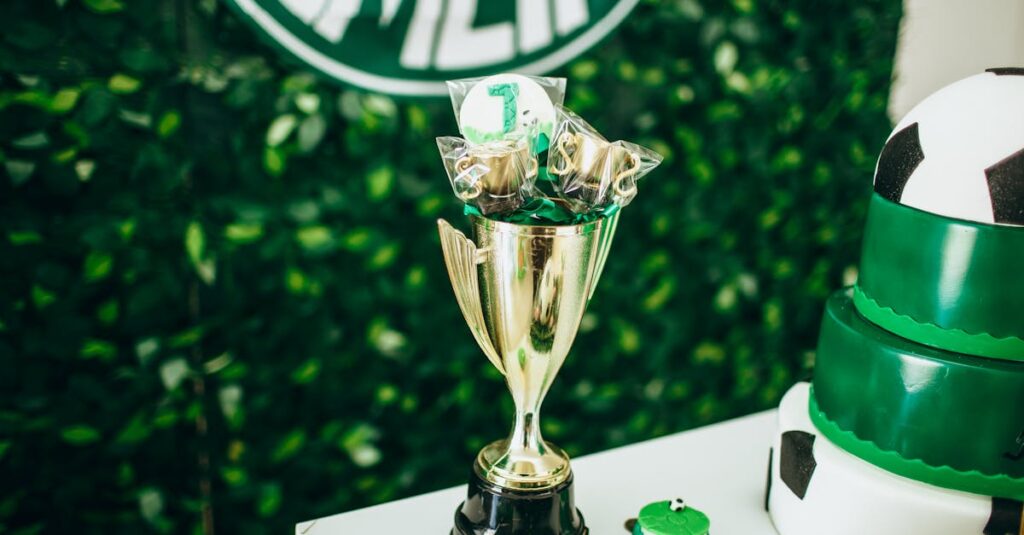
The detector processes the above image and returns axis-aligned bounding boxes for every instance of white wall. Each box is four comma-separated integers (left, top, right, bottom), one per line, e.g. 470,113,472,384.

889,0,1024,121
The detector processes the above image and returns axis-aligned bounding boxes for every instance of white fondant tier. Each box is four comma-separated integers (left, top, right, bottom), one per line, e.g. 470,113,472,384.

766,383,1013,535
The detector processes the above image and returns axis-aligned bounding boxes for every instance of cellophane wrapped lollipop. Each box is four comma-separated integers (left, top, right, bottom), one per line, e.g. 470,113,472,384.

437,136,539,216
447,73,566,156
548,107,663,214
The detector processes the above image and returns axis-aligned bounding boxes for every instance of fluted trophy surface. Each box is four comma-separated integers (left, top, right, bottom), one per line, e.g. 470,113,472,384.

438,214,618,491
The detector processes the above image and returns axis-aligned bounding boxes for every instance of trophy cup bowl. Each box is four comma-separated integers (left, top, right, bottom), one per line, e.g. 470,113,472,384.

438,211,619,535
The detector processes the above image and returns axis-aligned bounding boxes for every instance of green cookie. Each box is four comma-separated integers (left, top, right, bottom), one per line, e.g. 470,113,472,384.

633,500,710,535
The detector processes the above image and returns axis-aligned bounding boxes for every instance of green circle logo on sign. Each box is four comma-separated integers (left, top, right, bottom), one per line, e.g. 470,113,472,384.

225,0,639,96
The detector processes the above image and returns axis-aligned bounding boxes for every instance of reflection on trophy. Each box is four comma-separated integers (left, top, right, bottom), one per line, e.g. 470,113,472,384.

451,140,539,215
550,131,641,207
438,211,620,535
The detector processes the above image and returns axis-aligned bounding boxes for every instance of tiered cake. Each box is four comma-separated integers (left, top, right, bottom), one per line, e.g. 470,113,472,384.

766,69,1024,535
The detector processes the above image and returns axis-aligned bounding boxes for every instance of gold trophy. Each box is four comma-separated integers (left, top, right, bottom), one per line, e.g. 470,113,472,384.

439,208,619,535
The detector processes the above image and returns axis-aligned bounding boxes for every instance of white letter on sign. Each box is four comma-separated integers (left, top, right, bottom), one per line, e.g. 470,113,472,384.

516,0,553,54
554,0,588,36
435,0,515,69
400,0,443,69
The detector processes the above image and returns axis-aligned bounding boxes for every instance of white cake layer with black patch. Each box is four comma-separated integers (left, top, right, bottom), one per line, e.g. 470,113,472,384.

766,383,1023,535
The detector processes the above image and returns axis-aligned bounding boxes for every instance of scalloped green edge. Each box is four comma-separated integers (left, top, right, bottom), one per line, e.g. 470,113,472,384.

853,286,1024,362
808,386,1024,499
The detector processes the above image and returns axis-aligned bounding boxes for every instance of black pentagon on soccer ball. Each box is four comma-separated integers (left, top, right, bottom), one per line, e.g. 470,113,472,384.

874,122,925,203
780,431,816,500
985,147,1024,225
983,497,1023,535
986,67,1024,76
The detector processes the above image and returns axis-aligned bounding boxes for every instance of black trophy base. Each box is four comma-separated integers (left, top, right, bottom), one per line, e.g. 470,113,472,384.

452,469,587,535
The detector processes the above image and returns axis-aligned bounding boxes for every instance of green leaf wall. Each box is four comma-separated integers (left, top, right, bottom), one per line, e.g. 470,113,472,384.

0,0,901,532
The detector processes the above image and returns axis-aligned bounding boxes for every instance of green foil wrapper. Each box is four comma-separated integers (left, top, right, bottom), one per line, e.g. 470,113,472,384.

464,198,619,226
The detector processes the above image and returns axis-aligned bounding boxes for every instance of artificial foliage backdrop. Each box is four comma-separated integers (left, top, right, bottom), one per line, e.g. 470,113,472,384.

0,0,901,533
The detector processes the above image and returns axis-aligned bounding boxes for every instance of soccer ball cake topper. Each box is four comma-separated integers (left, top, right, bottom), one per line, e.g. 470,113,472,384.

873,68,1024,226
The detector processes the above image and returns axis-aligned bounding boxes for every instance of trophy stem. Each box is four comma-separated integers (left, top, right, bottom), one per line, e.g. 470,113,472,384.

510,410,544,455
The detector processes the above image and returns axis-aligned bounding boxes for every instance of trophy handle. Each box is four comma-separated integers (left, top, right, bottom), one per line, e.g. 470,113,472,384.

437,219,504,375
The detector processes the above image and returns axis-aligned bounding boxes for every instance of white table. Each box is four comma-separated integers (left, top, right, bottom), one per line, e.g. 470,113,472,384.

297,410,779,534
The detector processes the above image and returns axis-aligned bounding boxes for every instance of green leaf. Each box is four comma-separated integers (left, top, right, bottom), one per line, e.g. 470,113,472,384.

257,484,282,517
642,278,676,311
296,225,333,251
291,359,321,384
185,221,215,284
135,338,160,365
266,114,297,147
96,299,119,325
31,285,55,309
221,466,248,486
224,222,263,243
366,166,394,201
138,488,163,523
5,160,35,186
83,0,124,13
693,341,727,365
118,109,150,128
0,440,10,461
12,132,49,149
218,385,242,422
297,114,326,153
294,93,320,114
75,160,95,181
80,89,115,124
156,110,180,138
263,147,285,176
61,425,101,445
714,41,739,75
114,414,151,445
368,243,399,269
186,220,203,262
339,423,382,467
8,231,41,245
80,339,116,361
49,88,80,114
108,74,141,94
271,429,306,463
84,250,113,281
52,147,77,164
159,358,190,391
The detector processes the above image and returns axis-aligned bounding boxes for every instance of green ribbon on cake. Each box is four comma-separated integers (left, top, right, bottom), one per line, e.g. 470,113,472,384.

856,194,1024,361
811,289,1024,495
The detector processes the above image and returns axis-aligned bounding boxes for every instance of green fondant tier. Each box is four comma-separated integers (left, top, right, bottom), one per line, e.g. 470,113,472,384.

634,501,710,535
812,289,1024,492
853,288,1024,362
810,390,1024,500
856,193,1024,360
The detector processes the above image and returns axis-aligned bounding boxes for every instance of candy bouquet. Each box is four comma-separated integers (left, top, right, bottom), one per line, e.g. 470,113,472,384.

437,73,663,223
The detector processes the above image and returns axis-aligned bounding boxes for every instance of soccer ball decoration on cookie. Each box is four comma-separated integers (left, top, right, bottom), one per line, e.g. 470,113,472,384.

873,68,1024,226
